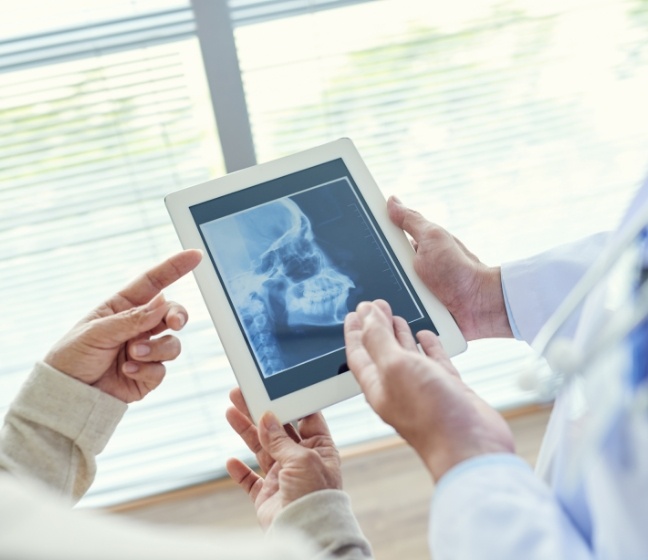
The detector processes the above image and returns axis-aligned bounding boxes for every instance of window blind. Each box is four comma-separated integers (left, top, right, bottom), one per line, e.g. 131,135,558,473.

1,0,648,509
0,7,195,72
228,0,370,25
232,0,648,405
0,1,231,507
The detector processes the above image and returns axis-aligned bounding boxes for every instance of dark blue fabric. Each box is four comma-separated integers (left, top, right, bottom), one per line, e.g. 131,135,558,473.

630,230,648,389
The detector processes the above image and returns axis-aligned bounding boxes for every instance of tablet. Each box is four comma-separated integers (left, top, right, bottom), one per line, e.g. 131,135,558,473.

165,138,466,424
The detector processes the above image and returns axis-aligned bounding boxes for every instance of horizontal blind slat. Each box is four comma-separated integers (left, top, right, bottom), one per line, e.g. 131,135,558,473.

0,7,196,73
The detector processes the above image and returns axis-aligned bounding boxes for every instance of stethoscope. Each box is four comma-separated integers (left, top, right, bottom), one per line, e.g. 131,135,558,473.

518,199,648,482
518,200,648,398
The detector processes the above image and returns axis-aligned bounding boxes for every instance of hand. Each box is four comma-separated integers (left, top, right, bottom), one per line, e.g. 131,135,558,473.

344,299,515,482
44,249,203,403
225,388,342,529
387,196,512,340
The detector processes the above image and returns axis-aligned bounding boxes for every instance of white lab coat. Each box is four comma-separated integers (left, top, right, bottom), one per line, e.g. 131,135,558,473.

428,180,648,559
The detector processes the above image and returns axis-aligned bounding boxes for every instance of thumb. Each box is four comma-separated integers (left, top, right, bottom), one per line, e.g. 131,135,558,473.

90,293,169,346
387,196,429,242
258,412,303,464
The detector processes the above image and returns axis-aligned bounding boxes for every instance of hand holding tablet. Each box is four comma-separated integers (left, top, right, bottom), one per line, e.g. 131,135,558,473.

165,138,466,424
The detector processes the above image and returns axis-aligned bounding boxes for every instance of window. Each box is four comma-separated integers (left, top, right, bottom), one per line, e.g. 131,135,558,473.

2,0,648,507
0,1,227,506
230,0,648,403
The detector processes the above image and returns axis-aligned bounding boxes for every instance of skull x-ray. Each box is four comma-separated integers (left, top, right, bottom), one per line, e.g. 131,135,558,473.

194,162,432,398
202,195,356,377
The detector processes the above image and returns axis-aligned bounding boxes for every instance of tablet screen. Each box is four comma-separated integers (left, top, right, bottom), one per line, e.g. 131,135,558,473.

190,158,437,400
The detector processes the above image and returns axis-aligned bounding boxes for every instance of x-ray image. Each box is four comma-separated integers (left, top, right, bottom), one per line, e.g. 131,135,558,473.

200,177,422,380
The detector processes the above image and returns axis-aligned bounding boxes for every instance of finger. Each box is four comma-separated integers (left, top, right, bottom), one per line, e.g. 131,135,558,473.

127,334,181,363
149,301,189,335
258,411,308,465
111,249,202,312
229,387,296,443
226,406,275,473
393,315,418,352
121,361,167,392
230,387,252,419
90,294,171,347
297,411,332,441
416,330,446,359
387,196,431,243
344,310,376,376
358,302,403,370
226,457,264,502
372,299,394,321
371,301,416,351
416,330,460,377
226,405,262,454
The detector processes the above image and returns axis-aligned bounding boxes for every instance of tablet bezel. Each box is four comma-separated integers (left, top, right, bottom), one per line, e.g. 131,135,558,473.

165,138,466,424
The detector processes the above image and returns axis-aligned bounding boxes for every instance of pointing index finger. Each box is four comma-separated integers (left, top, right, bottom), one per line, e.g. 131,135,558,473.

111,249,202,311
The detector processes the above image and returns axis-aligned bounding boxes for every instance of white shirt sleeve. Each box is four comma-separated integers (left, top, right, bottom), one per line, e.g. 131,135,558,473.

501,232,609,344
437,233,611,560
428,454,592,560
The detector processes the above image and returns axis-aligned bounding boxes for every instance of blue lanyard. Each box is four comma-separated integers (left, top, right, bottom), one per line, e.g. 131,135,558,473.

630,230,648,389
630,315,648,389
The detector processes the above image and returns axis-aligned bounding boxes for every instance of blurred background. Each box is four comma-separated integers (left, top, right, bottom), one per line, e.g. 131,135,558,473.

1,0,647,508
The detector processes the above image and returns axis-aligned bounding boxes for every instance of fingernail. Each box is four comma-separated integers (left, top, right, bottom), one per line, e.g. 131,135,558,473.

262,412,281,433
175,313,187,328
133,343,150,357
391,195,403,205
123,362,140,374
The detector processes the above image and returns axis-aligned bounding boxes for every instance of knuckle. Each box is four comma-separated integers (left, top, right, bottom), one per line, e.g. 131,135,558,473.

419,223,445,244
301,450,324,470
126,306,151,329
382,353,403,375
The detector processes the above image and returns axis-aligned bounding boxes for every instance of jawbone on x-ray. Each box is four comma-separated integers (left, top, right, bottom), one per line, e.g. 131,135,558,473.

201,197,355,378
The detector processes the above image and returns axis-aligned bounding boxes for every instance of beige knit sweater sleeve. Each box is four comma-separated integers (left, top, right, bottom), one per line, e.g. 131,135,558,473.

0,361,127,501
0,363,374,560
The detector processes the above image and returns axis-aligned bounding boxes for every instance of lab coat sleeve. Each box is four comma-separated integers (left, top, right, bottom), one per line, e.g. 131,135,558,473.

501,232,609,344
429,454,593,560
0,361,127,502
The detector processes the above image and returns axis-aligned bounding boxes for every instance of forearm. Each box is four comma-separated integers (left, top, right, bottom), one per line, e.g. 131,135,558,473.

0,361,126,501
270,489,373,559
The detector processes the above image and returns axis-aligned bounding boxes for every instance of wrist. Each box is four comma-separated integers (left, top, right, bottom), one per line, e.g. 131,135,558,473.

473,266,513,339
43,352,88,386
423,440,515,482
416,417,516,482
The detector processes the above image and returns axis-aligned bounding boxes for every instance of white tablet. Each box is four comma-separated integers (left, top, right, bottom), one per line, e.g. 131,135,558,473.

165,138,466,424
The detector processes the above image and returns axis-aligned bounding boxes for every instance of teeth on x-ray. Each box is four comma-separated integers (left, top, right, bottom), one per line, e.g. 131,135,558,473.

250,199,354,330
229,199,354,376
285,269,354,326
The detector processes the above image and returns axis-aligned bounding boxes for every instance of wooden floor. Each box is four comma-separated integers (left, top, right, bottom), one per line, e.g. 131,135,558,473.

110,405,552,560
